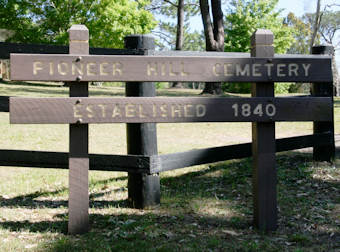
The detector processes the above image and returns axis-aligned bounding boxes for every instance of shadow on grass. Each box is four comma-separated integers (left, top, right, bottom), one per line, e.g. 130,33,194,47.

0,152,339,251
0,176,128,209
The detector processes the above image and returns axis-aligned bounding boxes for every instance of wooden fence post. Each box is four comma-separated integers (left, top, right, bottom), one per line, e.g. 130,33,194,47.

312,45,335,162
251,29,277,231
68,25,89,234
124,35,160,208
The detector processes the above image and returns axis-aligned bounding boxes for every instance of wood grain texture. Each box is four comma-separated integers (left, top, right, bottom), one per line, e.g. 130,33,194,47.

312,45,335,162
10,97,333,124
151,133,332,173
125,35,160,209
10,54,332,83
251,29,277,232
68,25,90,235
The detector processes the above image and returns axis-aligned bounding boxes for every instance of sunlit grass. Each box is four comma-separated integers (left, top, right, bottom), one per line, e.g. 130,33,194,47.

0,81,339,251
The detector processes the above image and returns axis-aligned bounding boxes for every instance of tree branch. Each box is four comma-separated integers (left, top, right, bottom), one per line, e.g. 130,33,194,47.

164,0,178,8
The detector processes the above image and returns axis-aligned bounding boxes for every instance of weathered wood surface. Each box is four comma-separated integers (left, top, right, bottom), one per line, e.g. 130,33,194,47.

0,42,143,59
10,54,332,82
150,133,332,173
10,97,332,124
67,24,89,235
0,150,151,172
2,41,332,59
312,45,335,162
251,29,277,231
125,35,160,209
0,133,331,173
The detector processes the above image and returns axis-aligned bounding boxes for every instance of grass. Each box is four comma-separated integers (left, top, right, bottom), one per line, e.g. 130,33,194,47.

0,81,339,251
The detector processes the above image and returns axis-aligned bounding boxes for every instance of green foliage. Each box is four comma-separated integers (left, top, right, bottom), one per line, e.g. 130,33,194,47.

223,0,295,94
0,0,156,48
223,82,292,94
284,12,313,54
224,0,295,54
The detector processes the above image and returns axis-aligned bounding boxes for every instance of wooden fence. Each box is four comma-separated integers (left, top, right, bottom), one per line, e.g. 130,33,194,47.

1,25,335,234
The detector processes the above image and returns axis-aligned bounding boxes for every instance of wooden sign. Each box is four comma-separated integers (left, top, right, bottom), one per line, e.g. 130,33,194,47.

10,54,332,83
10,97,332,124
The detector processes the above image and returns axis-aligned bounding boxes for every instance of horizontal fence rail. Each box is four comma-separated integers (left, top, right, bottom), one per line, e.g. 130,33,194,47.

10,54,332,83
0,150,151,173
10,97,332,123
150,132,332,173
1,42,333,59
0,42,144,59
0,133,331,173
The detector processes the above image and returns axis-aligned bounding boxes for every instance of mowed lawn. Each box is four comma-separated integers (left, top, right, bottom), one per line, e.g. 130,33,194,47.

0,81,339,251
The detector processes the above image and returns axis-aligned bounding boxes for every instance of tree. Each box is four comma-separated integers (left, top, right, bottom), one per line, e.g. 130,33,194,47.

148,0,201,88
0,0,156,48
199,0,224,94
285,12,315,54
319,10,340,95
223,0,295,93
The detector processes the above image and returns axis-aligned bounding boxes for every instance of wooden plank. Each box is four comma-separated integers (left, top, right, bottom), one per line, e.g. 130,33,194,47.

0,150,151,172
0,96,9,112
312,45,335,162
10,54,332,83
0,42,143,59
125,35,160,209
251,30,277,232
150,133,332,173
0,132,331,172
67,24,89,235
10,97,333,124
3,41,332,59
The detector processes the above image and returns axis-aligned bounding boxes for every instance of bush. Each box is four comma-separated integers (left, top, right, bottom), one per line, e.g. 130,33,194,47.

222,82,294,94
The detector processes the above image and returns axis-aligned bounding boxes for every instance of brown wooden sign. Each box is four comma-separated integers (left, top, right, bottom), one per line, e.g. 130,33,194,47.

10,54,332,83
10,97,332,124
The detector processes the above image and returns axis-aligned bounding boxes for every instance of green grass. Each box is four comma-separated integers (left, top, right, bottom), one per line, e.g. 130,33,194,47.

0,81,339,251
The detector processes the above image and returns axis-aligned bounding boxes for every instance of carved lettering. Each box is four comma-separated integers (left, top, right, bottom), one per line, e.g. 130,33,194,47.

171,105,181,117
196,104,206,117
125,104,135,117
33,61,43,75
112,105,122,118
86,105,94,118
99,62,109,76
73,104,82,118
72,62,84,75
224,63,233,76
277,64,286,77
147,63,157,76
213,63,221,76
86,62,96,76
302,64,311,76
184,104,194,117
235,64,250,76
288,63,299,77
58,62,69,75
252,64,262,77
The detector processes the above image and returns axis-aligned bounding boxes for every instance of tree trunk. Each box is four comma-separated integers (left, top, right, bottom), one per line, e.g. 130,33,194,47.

310,0,322,53
171,0,185,89
332,52,339,96
199,0,224,94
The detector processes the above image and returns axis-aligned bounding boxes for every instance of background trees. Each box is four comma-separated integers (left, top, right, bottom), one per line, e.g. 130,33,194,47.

223,0,295,93
0,0,156,48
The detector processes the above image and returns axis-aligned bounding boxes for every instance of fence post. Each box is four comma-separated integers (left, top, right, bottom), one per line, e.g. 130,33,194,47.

251,29,277,231
312,45,335,162
124,35,160,209
68,25,89,234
